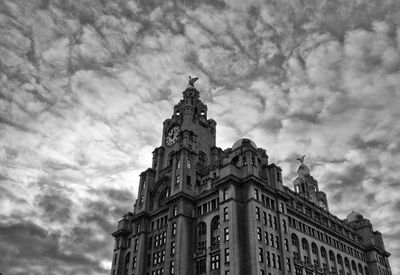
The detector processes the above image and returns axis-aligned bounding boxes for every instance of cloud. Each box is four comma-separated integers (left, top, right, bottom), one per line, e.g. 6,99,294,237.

1,0,400,274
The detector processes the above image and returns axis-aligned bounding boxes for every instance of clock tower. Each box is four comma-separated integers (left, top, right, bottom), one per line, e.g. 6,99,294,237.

150,78,217,197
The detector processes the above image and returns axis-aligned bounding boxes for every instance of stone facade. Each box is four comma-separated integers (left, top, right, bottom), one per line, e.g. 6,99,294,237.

110,83,391,275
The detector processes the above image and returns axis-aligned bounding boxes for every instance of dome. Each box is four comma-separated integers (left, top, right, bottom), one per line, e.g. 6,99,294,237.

346,211,363,222
232,138,257,150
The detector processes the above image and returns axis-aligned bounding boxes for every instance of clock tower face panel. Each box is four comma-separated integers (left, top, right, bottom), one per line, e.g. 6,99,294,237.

165,126,180,147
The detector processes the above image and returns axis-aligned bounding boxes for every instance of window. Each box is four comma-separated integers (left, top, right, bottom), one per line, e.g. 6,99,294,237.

134,239,138,251
257,227,262,241
187,159,191,169
132,256,136,269
211,216,220,246
265,231,269,245
224,207,229,221
277,255,281,270
272,253,276,268
171,222,177,237
211,254,220,270
281,202,285,213
270,234,274,247
284,239,289,251
197,258,206,274
177,158,181,169
223,189,228,201
263,212,267,225
114,253,118,265
259,248,264,262
173,205,177,216
224,227,229,242
286,257,291,271
268,214,272,227
175,175,180,185
224,248,230,263
266,251,271,266
275,236,280,249
283,219,287,232
254,188,259,200
273,217,277,229
170,241,175,255
256,207,260,220
198,222,206,236
170,260,174,274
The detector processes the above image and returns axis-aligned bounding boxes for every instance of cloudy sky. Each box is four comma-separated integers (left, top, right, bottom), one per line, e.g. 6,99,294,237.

1,0,400,274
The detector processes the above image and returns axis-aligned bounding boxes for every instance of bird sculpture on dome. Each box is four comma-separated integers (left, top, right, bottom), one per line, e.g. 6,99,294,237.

296,155,306,164
188,76,199,87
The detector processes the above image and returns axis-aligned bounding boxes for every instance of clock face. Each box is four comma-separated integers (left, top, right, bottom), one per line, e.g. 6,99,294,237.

165,126,180,147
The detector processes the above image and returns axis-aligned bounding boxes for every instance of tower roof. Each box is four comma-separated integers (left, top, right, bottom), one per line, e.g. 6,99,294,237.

232,138,258,150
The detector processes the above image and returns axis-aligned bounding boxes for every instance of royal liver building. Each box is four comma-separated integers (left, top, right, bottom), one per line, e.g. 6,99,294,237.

110,79,391,275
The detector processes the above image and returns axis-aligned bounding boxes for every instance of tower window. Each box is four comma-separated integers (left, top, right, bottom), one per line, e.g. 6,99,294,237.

187,159,191,169
175,175,180,185
211,254,220,270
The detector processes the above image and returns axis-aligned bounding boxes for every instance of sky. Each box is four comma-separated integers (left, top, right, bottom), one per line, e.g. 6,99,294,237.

0,0,400,274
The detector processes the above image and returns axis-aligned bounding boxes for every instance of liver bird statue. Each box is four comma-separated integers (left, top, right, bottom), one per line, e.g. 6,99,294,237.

296,155,306,164
188,76,199,87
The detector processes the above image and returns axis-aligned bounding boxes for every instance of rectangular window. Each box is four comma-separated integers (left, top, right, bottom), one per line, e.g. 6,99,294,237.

224,248,230,263
211,254,220,270
173,205,177,216
187,159,191,169
281,202,285,213
177,159,181,169
224,207,229,221
277,255,281,270
268,214,272,227
263,211,267,225
171,241,175,255
259,247,264,262
254,188,259,200
256,207,260,221
275,236,279,249
257,227,262,241
197,258,206,274
134,239,138,251
171,222,176,237
265,231,269,245
284,239,289,251
286,257,291,271
272,253,276,268
170,260,174,274
175,175,180,185
283,219,287,232
132,256,136,269
273,217,277,229
114,253,118,265
266,251,271,266
223,189,228,201
224,227,229,242
270,234,274,247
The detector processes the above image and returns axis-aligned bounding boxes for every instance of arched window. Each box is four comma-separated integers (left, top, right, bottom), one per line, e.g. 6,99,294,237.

321,247,327,260
197,222,207,251
211,216,220,246
359,263,364,274
311,242,318,255
159,188,170,207
198,222,206,236
329,250,335,262
291,233,300,259
337,254,343,266
302,238,310,263
351,260,357,271
365,266,369,275
344,257,350,268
